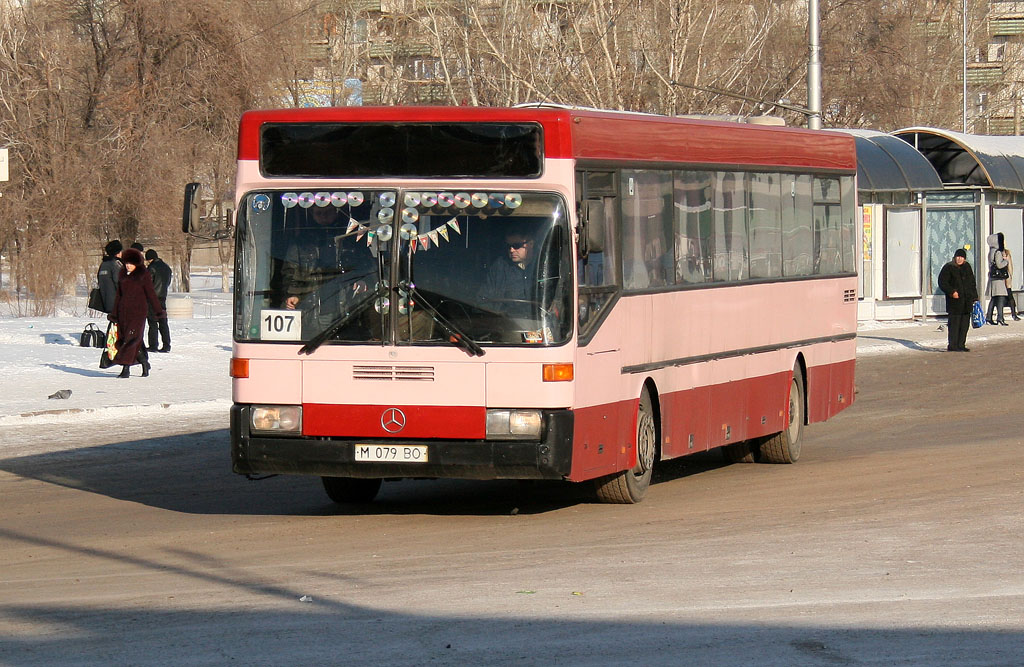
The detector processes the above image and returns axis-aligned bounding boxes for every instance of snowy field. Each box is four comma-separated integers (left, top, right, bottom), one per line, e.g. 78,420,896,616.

0,274,233,441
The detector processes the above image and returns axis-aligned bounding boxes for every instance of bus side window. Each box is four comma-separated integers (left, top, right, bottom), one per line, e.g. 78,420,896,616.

578,196,618,336
580,197,617,288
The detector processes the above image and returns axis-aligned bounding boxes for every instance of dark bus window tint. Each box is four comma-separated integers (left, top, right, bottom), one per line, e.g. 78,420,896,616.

748,173,783,279
783,174,813,276
712,172,748,282
673,171,713,284
621,170,673,290
261,122,543,178
840,176,857,273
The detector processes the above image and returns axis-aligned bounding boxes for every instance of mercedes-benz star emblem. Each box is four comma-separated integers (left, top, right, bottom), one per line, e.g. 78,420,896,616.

381,408,407,433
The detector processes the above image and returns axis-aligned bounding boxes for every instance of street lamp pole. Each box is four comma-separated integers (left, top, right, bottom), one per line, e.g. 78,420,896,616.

963,0,968,132
807,0,822,130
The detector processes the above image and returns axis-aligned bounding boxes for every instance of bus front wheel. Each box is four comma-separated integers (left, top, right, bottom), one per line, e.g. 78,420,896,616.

760,369,804,464
322,476,383,503
594,388,656,504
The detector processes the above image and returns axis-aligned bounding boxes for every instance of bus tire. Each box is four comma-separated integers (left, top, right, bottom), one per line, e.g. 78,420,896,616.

321,476,383,503
760,368,804,464
594,388,656,504
722,440,759,463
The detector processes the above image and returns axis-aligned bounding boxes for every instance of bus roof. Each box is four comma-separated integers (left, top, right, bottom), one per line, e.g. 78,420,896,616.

238,106,856,173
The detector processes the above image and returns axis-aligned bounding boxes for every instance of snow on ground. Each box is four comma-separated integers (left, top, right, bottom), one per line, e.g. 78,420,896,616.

0,274,233,433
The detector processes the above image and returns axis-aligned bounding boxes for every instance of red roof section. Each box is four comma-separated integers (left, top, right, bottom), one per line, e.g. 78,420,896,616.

238,106,856,172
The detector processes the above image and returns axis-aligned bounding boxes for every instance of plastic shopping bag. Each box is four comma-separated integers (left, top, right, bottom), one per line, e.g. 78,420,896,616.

971,300,985,329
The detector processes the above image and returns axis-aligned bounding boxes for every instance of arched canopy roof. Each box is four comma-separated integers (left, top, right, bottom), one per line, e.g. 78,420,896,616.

894,127,1024,191
837,129,943,193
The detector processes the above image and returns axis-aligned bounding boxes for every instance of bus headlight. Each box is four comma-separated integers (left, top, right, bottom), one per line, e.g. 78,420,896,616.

250,405,302,435
486,409,543,440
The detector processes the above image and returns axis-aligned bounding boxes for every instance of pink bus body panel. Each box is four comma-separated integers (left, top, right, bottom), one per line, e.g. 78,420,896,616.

232,107,857,484
570,278,856,480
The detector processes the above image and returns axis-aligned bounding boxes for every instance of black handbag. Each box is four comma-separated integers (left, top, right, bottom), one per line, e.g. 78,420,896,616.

80,323,104,348
990,262,1009,281
98,323,117,368
88,288,106,312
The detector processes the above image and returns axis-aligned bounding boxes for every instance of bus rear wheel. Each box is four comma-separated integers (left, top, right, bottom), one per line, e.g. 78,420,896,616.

760,369,804,464
321,476,383,503
722,440,760,463
594,388,656,504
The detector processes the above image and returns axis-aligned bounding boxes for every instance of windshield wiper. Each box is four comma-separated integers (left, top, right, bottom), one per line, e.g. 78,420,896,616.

297,286,382,356
403,282,484,357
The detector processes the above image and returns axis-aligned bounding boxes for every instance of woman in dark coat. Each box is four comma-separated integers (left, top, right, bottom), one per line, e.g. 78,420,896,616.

109,248,166,378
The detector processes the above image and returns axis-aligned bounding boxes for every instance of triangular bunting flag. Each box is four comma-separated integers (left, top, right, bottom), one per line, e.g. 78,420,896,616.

447,219,461,234
428,230,440,246
346,220,359,234
419,237,430,250
437,225,449,242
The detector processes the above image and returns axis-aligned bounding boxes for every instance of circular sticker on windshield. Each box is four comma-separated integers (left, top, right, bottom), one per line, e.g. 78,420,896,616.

281,193,299,208
297,192,315,208
252,194,271,211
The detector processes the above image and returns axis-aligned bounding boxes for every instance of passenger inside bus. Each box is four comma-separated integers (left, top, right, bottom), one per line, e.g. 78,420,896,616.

279,205,376,331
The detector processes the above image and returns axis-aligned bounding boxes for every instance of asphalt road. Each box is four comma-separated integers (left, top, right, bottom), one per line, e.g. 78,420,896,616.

1,342,1022,666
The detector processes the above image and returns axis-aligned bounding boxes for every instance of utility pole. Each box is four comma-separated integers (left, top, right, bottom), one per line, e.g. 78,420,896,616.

963,0,968,132
807,0,822,130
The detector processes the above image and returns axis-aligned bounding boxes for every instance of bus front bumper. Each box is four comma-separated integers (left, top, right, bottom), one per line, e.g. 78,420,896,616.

231,405,573,480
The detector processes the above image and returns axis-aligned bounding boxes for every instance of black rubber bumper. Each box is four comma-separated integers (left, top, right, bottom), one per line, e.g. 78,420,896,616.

231,405,574,480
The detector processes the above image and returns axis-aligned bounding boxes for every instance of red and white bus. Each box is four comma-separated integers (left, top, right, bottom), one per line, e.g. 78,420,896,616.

191,105,857,504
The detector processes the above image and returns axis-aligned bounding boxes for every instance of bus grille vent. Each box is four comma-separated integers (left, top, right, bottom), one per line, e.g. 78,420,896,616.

843,289,857,303
353,365,435,382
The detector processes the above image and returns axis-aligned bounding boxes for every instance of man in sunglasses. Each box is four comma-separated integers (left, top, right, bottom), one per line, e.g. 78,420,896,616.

481,228,538,317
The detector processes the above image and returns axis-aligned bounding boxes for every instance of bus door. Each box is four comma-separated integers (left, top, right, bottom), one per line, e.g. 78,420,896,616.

572,172,630,479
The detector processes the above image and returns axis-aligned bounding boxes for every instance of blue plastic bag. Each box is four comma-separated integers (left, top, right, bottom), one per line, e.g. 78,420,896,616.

971,300,985,328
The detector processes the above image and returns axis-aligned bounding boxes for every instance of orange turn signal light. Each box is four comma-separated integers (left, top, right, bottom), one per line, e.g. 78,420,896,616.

542,363,574,382
230,357,250,378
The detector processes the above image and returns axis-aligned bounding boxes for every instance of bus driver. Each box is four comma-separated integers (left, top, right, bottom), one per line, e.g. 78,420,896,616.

482,228,537,315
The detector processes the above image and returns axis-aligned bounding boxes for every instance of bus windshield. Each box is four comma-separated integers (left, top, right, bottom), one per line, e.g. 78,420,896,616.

235,189,573,348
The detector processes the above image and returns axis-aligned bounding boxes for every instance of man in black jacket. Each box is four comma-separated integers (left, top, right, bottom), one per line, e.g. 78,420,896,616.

96,240,123,313
937,248,979,352
144,249,173,352
481,229,538,318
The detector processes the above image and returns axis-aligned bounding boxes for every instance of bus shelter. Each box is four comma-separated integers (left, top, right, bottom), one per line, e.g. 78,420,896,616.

847,127,1024,321
841,129,942,320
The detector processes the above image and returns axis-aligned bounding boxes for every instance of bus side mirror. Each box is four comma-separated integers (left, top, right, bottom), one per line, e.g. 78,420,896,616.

182,182,200,234
579,199,605,258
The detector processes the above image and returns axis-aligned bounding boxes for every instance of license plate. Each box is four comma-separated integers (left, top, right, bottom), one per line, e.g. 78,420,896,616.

354,444,428,463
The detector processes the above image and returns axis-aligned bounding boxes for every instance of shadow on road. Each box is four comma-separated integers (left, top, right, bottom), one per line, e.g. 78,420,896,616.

0,430,732,517
0,524,1019,665
857,334,944,352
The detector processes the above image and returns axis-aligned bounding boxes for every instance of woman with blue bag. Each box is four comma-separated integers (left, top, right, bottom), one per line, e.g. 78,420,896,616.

937,248,979,352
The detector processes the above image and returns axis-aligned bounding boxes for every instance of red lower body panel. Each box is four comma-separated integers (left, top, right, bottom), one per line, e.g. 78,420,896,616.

569,359,854,482
303,404,486,439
